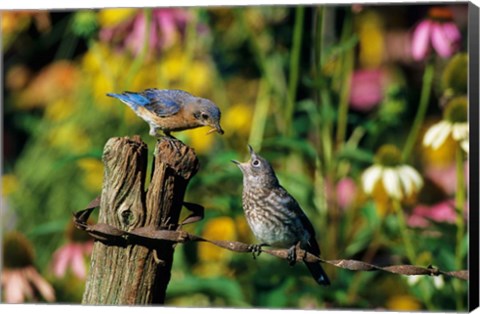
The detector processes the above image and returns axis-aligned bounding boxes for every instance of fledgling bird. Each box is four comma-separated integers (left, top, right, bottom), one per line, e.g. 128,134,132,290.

107,89,224,137
232,145,330,286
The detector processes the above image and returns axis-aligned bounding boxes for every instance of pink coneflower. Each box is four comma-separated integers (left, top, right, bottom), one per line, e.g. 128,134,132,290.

51,221,94,279
100,8,191,56
336,177,358,209
407,200,457,228
411,7,461,61
349,69,386,111
326,177,358,210
1,232,55,303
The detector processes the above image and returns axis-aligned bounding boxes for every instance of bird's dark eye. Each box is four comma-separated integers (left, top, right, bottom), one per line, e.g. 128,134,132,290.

201,113,209,120
252,159,261,167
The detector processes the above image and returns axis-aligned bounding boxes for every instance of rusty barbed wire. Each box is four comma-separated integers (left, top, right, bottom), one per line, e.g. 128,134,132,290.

73,198,469,281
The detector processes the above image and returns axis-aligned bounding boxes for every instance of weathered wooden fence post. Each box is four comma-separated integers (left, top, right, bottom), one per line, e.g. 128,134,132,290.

82,136,199,305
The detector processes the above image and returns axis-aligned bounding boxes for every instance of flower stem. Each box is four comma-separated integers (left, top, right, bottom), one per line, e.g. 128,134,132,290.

285,7,304,138
392,200,416,264
453,146,466,310
335,10,354,151
401,62,434,162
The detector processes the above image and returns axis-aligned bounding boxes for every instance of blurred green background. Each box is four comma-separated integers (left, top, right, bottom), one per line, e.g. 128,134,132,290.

1,4,470,310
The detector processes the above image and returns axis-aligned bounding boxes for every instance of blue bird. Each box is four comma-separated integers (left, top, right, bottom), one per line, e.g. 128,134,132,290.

107,89,224,137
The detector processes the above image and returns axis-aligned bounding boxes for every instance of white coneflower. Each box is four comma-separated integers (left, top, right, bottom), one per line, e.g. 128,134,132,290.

362,145,424,200
423,96,468,153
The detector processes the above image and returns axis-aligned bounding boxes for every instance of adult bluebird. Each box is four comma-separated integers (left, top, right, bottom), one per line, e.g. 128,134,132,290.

107,89,224,137
232,145,330,286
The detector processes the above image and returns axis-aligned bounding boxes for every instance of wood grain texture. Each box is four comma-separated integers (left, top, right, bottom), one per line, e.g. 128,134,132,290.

82,136,198,305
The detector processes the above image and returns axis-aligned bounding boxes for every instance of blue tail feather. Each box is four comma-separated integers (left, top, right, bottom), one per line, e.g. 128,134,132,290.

107,92,150,110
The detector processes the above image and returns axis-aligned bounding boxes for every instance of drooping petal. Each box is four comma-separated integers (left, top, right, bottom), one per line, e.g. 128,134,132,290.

397,166,414,196
3,270,29,303
52,245,71,278
441,22,461,45
25,267,55,302
362,165,382,194
382,168,402,199
71,244,87,279
460,139,469,153
431,22,460,58
423,121,443,147
399,165,424,195
431,121,452,149
411,20,432,61
424,121,452,149
452,123,468,141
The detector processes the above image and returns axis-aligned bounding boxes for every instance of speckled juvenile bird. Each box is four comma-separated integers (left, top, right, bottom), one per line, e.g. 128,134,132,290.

107,88,224,137
232,145,330,286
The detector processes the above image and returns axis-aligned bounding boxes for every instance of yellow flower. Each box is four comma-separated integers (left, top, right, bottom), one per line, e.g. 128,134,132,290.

157,48,214,95
47,123,91,154
223,103,253,136
2,174,19,196
356,11,385,68
97,8,137,27
195,216,237,277
385,295,421,311
44,98,75,121
181,128,216,155
198,216,236,263
183,61,213,96
77,158,104,192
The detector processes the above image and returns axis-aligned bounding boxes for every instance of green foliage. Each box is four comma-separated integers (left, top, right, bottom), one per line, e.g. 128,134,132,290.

2,4,469,310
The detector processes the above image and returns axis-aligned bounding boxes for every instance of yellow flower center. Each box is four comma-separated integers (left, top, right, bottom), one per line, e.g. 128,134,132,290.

444,96,468,123
374,144,402,167
2,232,34,269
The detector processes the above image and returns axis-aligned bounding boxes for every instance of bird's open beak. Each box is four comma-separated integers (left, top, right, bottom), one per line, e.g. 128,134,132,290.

231,159,244,172
206,122,224,135
247,144,256,157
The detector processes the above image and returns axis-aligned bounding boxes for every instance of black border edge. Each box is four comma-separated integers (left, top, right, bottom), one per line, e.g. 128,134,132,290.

468,1,480,312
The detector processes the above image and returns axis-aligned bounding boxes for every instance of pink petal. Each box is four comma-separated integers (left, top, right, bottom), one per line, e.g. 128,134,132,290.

25,267,55,302
431,22,460,57
407,214,430,228
428,201,457,223
70,244,87,279
336,177,357,209
349,69,384,111
441,22,461,44
52,245,72,278
125,13,147,56
3,270,30,303
411,20,432,61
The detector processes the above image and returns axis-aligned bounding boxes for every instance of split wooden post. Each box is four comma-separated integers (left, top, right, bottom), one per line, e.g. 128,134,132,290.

82,136,199,304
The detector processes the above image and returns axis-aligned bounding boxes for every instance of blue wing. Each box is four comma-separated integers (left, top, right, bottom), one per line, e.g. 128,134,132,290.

108,89,191,117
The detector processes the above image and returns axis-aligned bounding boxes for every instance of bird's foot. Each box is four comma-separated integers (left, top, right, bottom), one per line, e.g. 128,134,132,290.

248,243,268,260
162,133,182,153
287,243,301,266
